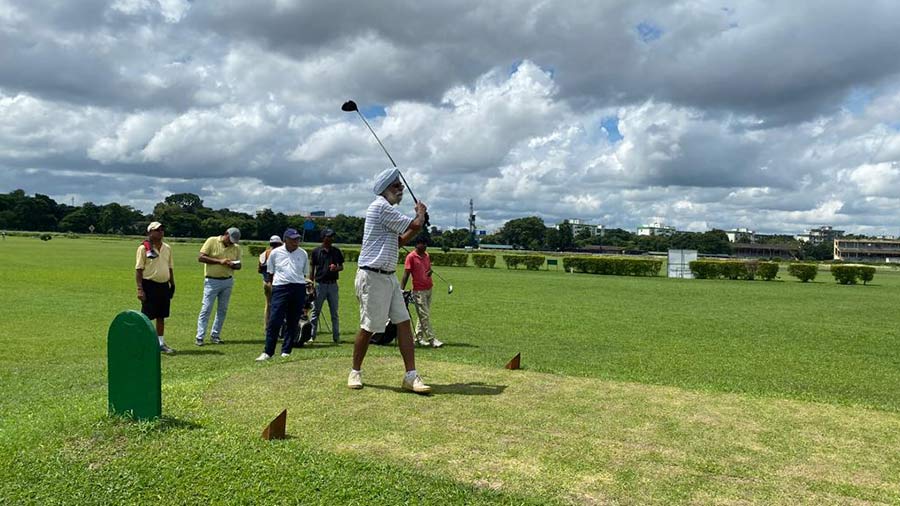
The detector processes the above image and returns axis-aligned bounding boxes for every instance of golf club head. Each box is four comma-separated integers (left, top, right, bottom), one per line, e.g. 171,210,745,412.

341,100,358,112
447,284,454,295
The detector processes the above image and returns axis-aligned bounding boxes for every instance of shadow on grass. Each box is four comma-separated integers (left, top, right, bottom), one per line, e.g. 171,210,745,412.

366,382,507,396
172,349,225,356
209,340,262,345
105,414,202,432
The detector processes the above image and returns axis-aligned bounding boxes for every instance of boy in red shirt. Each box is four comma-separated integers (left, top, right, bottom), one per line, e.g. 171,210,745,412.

401,236,443,348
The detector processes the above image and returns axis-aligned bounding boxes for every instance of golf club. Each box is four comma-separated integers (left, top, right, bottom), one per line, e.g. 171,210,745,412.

341,100,429,226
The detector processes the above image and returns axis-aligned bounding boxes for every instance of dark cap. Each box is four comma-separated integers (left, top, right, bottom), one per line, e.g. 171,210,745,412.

322,228,336,238
284,228,301,240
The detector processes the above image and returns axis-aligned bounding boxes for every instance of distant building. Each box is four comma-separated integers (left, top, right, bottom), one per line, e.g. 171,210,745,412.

725,228,755,243
637,221,676,237
795,225,844,244
732,243,799,259
834,239,900,262
560,219,605,237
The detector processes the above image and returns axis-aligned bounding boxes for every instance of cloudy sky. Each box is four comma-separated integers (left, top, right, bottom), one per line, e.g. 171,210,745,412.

2,0,900,235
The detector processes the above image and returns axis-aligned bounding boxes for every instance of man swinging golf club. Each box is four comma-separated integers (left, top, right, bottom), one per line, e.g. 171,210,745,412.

348,167,431,394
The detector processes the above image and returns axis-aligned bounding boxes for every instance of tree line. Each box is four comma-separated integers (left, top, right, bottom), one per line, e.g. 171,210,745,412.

0,189,836,258
0,189,366,243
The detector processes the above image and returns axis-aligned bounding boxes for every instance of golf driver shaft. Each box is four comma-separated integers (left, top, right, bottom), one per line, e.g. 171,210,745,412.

351,110,420,204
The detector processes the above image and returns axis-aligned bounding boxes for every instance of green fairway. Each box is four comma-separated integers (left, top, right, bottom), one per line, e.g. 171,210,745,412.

2,236,899,504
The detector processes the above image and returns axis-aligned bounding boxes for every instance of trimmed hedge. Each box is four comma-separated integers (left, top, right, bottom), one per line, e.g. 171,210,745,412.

428,252,469,267
472,253,497,268
503,254,545,270
689,260,777,280
757,262,780,281
563,256,662,277
787,263,817,282
831,265,876,285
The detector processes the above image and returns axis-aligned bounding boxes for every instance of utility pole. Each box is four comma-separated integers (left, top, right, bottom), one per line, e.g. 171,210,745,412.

468,199,477,247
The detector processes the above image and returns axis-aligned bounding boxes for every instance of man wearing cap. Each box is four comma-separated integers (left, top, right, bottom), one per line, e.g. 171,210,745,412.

309,228,344,343
348,168,431,394
259,235,284,333
136,221,175,354
195,227,242,346
256,228,310,361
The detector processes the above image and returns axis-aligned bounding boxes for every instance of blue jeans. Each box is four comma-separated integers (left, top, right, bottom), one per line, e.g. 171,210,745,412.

311,282,340,341
196,277,234,340
265,283,306,356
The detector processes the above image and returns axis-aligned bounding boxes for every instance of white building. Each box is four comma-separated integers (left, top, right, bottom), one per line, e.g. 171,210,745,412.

637,221,676,237
834,239,900,262
560,219,605,237
795,225,844,244
725,227,756,243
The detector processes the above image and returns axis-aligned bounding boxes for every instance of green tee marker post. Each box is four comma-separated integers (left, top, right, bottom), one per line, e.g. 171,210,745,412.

107,310,161,421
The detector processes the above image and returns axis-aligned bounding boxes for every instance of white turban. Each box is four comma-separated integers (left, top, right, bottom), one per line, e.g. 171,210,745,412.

373,168,400,195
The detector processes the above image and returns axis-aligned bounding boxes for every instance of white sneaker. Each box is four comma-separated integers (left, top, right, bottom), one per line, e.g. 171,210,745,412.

281,352,291,358
431,339,444,348
255,353,271,362
347,370,363,389
401,374,432,394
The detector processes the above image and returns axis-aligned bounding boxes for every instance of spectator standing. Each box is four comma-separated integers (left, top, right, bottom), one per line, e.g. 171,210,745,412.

309,228,344,343
195,227,242,346
257,228,309,361
135,221,176,354
258,235,283,332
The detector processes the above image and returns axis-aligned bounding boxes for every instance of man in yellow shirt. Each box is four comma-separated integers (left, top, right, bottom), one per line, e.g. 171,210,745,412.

195,227,242,346
136,221,176,354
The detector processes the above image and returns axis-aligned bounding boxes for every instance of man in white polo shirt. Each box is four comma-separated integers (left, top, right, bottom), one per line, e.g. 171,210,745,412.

256,228,310,361
348,168,431,394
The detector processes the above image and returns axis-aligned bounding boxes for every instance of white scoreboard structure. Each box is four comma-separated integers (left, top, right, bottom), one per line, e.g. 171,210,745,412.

667,249,698,279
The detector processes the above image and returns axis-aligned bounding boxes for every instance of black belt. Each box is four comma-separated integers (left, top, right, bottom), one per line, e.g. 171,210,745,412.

317,280,337,284
205,276,232,280
360,266,395,275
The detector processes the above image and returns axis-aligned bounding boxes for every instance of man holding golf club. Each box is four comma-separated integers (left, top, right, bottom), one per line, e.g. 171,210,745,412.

401,235,443,348
348,168,431,394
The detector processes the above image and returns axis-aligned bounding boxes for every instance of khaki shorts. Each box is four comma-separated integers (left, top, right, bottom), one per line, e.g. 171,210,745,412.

355,269,410,333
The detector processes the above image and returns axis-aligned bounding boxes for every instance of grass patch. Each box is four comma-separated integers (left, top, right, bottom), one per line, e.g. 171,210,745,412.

2,236,900,504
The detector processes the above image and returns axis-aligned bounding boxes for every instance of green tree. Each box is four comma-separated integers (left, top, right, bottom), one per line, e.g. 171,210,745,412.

499,216,546,249
256,208,289,240
98,203,143,234
439,228,471,249
164,193,205,213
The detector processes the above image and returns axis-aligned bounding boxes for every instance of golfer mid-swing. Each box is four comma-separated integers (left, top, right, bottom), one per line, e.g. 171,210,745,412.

348,168,430,393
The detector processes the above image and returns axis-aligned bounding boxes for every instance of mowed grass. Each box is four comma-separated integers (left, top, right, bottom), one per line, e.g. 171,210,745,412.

1,236,899,504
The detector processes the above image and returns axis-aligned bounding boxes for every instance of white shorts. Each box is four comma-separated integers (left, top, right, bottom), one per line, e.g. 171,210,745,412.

355,269,410,333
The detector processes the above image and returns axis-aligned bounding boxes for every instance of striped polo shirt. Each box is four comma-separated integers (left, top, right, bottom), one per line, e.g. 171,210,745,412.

358,196,413,271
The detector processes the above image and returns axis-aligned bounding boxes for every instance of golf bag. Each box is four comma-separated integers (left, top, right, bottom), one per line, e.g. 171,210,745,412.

370,290,413,345
289,286,317,348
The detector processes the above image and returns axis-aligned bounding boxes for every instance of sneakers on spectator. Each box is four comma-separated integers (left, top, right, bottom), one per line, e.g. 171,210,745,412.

431,339,444,348
195,338,204,347
401,374,432,394
211,336,223,344
255,353,271,362
347,370,363,389
281,352,291,358
159,344,175,354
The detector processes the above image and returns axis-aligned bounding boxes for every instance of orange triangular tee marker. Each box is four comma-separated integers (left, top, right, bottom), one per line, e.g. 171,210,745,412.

262,409,287,440
505,353,521,370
